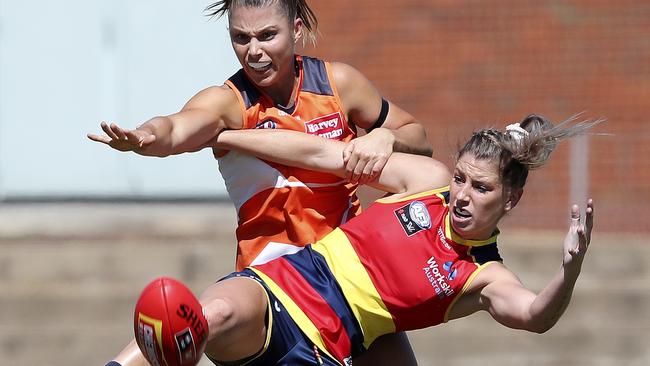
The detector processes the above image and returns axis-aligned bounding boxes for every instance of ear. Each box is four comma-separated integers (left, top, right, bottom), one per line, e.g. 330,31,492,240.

504,188,523,212
293,17,303,44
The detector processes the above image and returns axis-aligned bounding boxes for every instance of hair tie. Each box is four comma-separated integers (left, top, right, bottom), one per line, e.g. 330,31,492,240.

506,123,529,141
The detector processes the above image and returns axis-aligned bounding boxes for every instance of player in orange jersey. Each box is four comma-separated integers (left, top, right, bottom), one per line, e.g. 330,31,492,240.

90,1,431,365
107,113,601,366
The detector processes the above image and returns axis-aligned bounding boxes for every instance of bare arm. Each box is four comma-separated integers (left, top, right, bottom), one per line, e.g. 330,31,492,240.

215,128,449,196
451,200,594,333
87,86,242,157
331,62,432,183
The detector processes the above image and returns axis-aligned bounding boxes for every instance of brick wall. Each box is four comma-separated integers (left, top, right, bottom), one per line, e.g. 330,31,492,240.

300,0,650,232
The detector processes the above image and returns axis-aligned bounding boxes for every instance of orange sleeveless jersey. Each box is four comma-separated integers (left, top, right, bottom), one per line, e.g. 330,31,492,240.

217,55,361,270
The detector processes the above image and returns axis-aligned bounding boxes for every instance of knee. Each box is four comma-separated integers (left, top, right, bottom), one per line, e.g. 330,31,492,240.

199,293,236,339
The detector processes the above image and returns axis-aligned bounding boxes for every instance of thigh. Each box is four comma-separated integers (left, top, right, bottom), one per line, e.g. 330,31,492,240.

206,271,341,366
201,273,269,362
353,332,417,366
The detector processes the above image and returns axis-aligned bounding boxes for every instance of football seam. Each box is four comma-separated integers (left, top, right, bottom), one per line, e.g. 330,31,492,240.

161,277,175,366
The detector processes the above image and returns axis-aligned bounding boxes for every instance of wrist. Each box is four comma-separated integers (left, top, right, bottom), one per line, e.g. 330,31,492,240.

371,127,396,149
562,260,582,279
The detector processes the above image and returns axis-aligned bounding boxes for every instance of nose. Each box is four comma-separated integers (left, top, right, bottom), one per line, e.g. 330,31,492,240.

456,184,469,203
248,38,262,58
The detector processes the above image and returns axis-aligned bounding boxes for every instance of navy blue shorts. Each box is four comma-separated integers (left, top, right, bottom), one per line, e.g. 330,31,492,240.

207,269,342,366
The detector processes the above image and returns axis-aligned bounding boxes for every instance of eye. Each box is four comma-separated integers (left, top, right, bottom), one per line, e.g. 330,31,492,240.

260,31,276,41
474,184,489,194
232,33,250,44
453,175,463,184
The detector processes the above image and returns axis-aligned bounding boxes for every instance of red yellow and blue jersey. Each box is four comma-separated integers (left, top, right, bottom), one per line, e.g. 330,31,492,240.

250,187,503,365
216,55,360,271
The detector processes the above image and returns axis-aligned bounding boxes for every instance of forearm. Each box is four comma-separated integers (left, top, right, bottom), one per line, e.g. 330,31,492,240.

133,116,175,157
527,264,581,333
389,123,433,157
216,129,347,176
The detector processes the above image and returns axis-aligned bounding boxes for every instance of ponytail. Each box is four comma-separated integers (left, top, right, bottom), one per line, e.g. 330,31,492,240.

458,113,605,190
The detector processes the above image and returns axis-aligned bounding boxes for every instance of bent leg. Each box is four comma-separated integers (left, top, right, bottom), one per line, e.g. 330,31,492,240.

200,276,269,362
109,276,267,366
353,332,417,366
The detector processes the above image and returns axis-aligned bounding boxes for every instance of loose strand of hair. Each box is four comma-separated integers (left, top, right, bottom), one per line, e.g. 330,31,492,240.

296,0,319,46
514,113,606,170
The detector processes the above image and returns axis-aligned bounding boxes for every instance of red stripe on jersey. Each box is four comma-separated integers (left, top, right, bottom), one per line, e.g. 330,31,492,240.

255,257,352,362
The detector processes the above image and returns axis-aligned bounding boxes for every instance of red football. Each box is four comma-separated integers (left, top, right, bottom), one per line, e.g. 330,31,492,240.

134,277,209,366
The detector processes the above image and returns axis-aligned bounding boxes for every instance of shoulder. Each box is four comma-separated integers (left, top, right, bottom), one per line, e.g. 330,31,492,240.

329,62,369,91
184,85,240,112
467,261,521,295
328,61,381,121
379,154,451,197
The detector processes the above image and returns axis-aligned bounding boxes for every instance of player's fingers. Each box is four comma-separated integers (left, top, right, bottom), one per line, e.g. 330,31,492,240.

342,143,354,163
577,225,588,253
87,133,112,145
101,121,119,140
570,204,580,228
371,157,387,177
345,154,359,182
111,123,128,140
360,159,385,184
585,199,594,240
358,159,376,185
350,163,363,184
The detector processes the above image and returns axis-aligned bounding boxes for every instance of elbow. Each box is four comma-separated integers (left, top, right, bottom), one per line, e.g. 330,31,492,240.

524,319,556,334
421,146,434,158
411,126,433,157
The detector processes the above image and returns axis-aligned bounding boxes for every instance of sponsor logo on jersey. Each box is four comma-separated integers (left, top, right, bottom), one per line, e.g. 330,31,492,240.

255,119,277,129
443,261,458,280
137,313,163,366
175,328,196,364
437,227,452,250
304,112,344,140
394,201,432,236
423,256,455,299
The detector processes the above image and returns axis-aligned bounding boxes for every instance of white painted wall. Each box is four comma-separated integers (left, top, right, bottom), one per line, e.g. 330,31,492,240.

0,0,239,197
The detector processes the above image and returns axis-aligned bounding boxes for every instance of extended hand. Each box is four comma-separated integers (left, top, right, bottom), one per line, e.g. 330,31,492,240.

87,121,156,152
342,128,395,184
563,199,594,267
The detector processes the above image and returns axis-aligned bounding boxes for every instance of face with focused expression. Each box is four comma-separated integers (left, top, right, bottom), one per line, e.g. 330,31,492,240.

449,154,521,240
228,4,302,98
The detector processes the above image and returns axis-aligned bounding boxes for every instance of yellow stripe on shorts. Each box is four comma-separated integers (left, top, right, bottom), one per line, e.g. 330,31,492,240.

250,268,341,365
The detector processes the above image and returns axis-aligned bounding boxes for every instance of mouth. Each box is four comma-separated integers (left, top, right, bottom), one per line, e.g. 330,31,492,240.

247,61,272,71
452,205,472,221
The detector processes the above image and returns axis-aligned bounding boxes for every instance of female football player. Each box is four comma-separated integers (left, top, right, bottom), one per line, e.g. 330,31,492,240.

109,114,600,365
92,1,431,365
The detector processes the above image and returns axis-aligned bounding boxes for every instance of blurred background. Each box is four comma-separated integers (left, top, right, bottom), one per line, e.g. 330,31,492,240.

1,0,648,365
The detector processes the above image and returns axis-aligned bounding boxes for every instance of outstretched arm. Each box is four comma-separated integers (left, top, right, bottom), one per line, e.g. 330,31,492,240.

215,128,448,196
451,200,594,333
87,86,242,157
331,62,432,184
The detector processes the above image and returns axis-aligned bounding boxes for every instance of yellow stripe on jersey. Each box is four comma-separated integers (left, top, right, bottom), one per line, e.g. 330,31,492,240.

376,186,450,204
444,213,499,247
312,228,395,348
249,268,341,365
443,261,498,322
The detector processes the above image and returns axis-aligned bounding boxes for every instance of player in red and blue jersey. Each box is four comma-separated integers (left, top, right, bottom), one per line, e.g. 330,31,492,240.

112,113,598,366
